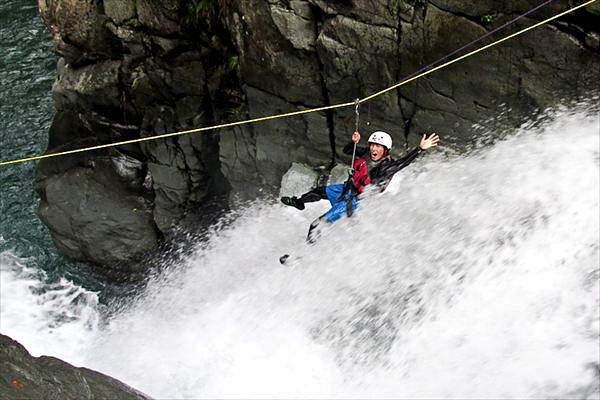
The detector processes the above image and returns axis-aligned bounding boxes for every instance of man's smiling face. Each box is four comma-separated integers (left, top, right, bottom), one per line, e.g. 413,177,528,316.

369,143,386,161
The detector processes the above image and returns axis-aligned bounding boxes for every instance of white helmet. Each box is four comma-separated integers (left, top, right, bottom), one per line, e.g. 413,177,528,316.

368,131,392,150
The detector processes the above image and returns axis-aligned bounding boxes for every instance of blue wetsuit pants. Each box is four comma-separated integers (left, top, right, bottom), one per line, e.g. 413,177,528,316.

323,183,359,222
298,183,359,242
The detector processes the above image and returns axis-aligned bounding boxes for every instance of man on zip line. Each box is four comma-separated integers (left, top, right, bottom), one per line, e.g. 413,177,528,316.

281,130,440,243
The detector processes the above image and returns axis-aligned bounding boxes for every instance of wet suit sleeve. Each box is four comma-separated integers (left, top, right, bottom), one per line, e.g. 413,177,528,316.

342,141,368,158
379,146,423,179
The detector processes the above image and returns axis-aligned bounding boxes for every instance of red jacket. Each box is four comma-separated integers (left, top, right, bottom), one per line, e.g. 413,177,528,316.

352,157,393,193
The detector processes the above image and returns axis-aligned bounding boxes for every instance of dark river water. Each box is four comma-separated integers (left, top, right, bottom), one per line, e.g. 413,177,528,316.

0,0,109,294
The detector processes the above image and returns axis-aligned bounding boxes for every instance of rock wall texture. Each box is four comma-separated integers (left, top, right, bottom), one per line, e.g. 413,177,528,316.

36,0,599,273
0,334,149,399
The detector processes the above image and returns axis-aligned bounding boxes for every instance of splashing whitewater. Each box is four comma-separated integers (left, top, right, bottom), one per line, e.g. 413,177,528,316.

1,106,598,399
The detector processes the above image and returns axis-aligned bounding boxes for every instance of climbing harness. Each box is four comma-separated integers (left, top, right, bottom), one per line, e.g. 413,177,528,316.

0,0,595,169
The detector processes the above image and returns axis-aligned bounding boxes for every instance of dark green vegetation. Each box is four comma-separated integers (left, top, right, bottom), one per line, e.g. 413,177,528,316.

407,0,426,7
184,0,221,30
481,14,495,24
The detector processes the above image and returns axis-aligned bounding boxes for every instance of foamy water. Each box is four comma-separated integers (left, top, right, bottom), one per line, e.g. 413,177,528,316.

0,250,101,361
1,107,598,399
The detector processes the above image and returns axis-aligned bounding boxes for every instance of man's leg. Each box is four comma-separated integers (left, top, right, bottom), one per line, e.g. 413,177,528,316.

281,186,327,210
306,197,346,243
307,214,328,243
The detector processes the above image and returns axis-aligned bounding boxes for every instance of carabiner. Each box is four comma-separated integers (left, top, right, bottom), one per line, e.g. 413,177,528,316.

354,98,360,131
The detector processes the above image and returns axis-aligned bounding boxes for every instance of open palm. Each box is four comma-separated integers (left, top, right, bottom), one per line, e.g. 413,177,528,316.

420,133,440,150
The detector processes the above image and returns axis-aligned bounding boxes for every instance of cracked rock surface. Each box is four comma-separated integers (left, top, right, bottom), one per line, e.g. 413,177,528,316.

0,334,149,400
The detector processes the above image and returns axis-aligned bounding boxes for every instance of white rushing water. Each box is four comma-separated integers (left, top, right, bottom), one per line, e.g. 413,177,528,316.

1,107,599,399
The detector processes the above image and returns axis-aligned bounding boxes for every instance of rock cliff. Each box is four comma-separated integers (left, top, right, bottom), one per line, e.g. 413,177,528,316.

35,0,599,273
0,334,149,399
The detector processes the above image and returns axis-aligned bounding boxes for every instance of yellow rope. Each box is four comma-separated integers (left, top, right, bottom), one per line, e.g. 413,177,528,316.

1,0,595,168
0,102,354,167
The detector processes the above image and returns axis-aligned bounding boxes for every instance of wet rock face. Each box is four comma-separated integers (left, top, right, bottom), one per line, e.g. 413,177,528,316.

37,0,599,273
38,0,125,65
36,0,234,272
396,1,599,142
0,334,149,399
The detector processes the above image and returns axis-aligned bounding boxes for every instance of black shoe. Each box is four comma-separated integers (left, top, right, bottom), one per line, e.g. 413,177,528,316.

281,196,305,210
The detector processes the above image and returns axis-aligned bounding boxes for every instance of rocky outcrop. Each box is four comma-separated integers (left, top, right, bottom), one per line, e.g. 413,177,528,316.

0,334,149,399
222,0,599,174
36,0,599,273
36,0,235,271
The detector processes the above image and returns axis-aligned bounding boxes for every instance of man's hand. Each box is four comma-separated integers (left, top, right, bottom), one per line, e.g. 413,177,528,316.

352,131,361,144
419,132,440,150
